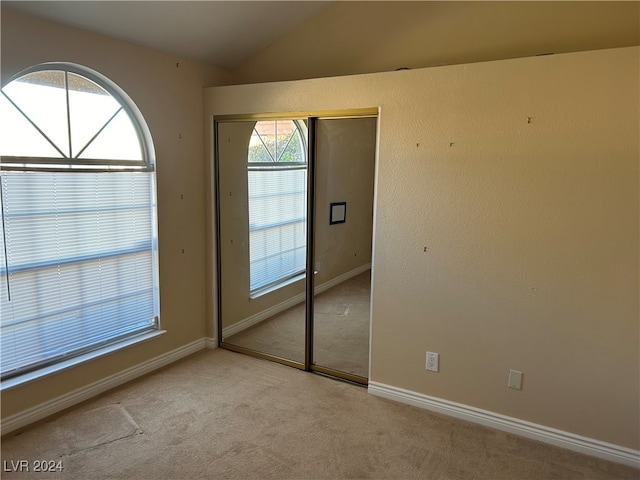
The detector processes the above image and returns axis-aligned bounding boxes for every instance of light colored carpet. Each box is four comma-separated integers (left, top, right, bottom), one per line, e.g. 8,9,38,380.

226,271,371,378
1,349,638,480
23,404,141,458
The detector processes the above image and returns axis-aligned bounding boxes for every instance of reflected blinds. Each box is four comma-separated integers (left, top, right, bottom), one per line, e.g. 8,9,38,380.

247,120,307,293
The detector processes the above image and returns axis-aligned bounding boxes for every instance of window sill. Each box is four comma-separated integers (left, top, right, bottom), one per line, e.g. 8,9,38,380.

249,273,307,300
0,329,166,391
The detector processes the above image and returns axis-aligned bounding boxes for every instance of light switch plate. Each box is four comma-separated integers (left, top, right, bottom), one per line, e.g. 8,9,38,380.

508,369,523,390
426,352,439,372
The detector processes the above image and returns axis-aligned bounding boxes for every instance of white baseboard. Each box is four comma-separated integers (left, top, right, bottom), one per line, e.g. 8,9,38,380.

223,291,305,339
205,337,218,349
1,338,207,436
315,263,372,296
368,381,640,468
222,263,371,340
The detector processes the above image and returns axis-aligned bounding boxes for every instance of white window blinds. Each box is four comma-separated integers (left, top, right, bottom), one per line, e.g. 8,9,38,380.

0,172,157,376
247,120,307,294
0,64,159,379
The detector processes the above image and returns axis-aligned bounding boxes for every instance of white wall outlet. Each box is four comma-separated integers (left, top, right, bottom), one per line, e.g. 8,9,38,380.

508,369,523,390
426,352,439,372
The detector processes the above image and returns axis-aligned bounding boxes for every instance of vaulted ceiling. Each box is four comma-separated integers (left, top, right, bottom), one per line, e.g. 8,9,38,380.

3,1,639,84
2,1,331,69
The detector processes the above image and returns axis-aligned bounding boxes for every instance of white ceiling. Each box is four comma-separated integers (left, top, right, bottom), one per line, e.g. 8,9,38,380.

2,1,331,69
4,1,639,83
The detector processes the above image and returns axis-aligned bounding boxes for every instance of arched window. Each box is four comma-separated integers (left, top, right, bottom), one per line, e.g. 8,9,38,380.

247,120,307,295
0,63,160,380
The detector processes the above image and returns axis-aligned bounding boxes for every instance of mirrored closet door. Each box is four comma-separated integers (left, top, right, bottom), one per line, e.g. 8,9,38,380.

216,118,308,366
215,112,376,383
311,117,376,383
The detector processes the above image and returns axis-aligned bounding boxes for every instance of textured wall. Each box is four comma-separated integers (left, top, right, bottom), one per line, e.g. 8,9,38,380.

1,10,229,418
205,47,639,449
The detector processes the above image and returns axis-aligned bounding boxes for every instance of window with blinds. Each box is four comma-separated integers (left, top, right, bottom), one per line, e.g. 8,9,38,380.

0,64,159,380
247,120,307,295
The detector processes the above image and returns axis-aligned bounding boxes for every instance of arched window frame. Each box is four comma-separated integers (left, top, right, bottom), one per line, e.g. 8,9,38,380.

0,63,161,384
1,62,156,172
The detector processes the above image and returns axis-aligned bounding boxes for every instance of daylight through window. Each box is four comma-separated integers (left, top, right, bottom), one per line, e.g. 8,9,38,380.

0,64,160,380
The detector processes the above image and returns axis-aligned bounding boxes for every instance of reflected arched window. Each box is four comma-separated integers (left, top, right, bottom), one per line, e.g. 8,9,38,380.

247,119,307,295
0,63,160,380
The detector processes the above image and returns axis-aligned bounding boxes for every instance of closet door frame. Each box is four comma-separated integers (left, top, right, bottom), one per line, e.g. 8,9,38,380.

214,109,377,384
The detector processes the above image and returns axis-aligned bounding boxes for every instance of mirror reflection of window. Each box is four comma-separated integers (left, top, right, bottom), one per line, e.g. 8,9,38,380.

247,120,308,297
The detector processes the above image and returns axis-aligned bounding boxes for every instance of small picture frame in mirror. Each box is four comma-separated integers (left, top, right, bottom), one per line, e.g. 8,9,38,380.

330,202,346,225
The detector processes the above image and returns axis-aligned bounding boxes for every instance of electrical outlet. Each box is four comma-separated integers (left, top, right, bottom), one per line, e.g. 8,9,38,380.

426,352,439,372
508,369,523,390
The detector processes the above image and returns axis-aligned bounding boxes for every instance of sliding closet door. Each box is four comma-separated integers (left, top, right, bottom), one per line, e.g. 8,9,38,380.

311,117,377,382
216,119,308,367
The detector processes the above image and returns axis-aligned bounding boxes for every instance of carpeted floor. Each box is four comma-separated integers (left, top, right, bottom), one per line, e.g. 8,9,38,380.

226,271,371,378
1,349,638,480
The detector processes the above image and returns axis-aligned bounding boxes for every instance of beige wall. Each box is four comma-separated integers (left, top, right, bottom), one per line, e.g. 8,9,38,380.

232,1,640,84
205,47,640,449
1,10,230,419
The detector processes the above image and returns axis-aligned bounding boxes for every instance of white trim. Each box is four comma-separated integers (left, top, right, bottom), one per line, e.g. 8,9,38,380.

1,338,206,436
316,263,371,296
205,337,218,349
224,291,305,339
222,263,371,339
250,272,305,300
368,381,640,468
